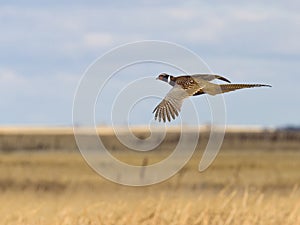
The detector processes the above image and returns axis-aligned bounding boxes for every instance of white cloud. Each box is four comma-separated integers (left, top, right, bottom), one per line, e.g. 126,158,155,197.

166,8,198,20
0,67,80,125
184,19,226,43
232,9,270,22
0,2,299,126
0,68,28,88
83,32,114,48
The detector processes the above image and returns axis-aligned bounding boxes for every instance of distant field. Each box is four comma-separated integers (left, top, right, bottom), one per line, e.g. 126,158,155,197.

0,127,299,224
1,126,300,151
1,149,300,224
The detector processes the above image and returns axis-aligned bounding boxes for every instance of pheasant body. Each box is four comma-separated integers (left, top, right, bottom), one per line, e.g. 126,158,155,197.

153,73,271,122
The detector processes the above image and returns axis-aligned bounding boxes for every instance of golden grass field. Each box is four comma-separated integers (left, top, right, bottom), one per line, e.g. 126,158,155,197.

0,127,300,224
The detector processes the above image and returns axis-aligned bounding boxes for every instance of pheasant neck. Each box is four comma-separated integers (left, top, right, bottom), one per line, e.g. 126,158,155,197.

169,76,176,86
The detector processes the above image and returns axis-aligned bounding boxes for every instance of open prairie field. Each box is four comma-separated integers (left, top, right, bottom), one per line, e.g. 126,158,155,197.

0,127,300,224
1,149,300,225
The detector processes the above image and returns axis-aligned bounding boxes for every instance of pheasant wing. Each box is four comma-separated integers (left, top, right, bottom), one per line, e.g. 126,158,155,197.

153,86,190,122
192,74,231,83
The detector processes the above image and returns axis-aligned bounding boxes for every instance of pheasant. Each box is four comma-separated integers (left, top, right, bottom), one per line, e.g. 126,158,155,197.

153,73,271,122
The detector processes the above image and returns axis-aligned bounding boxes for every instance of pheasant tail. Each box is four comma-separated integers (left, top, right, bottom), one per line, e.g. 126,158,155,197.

220,84,271,93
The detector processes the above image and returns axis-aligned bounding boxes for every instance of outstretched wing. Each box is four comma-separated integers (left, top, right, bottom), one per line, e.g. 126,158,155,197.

192,74,231,83
153,86,190,122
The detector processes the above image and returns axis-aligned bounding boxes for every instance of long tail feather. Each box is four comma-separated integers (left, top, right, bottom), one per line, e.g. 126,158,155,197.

220,84,271,93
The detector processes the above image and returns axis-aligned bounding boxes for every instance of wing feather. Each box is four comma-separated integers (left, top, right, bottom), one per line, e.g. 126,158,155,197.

192,74,231,83
153,86,190,122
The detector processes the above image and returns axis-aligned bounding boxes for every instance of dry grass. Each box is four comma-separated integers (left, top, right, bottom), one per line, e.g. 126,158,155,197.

2,188,299,225
0,149,300,225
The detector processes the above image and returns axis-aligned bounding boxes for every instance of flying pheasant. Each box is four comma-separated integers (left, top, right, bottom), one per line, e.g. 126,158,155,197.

153,73,271,122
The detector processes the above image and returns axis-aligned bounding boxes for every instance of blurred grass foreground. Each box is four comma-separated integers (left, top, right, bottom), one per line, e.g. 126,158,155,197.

0,126,300,225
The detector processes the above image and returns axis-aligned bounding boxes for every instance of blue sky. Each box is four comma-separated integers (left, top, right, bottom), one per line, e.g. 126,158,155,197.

0,0,299,127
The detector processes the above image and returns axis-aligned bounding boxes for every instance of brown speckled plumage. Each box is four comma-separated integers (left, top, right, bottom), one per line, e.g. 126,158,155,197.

153,73,271,122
